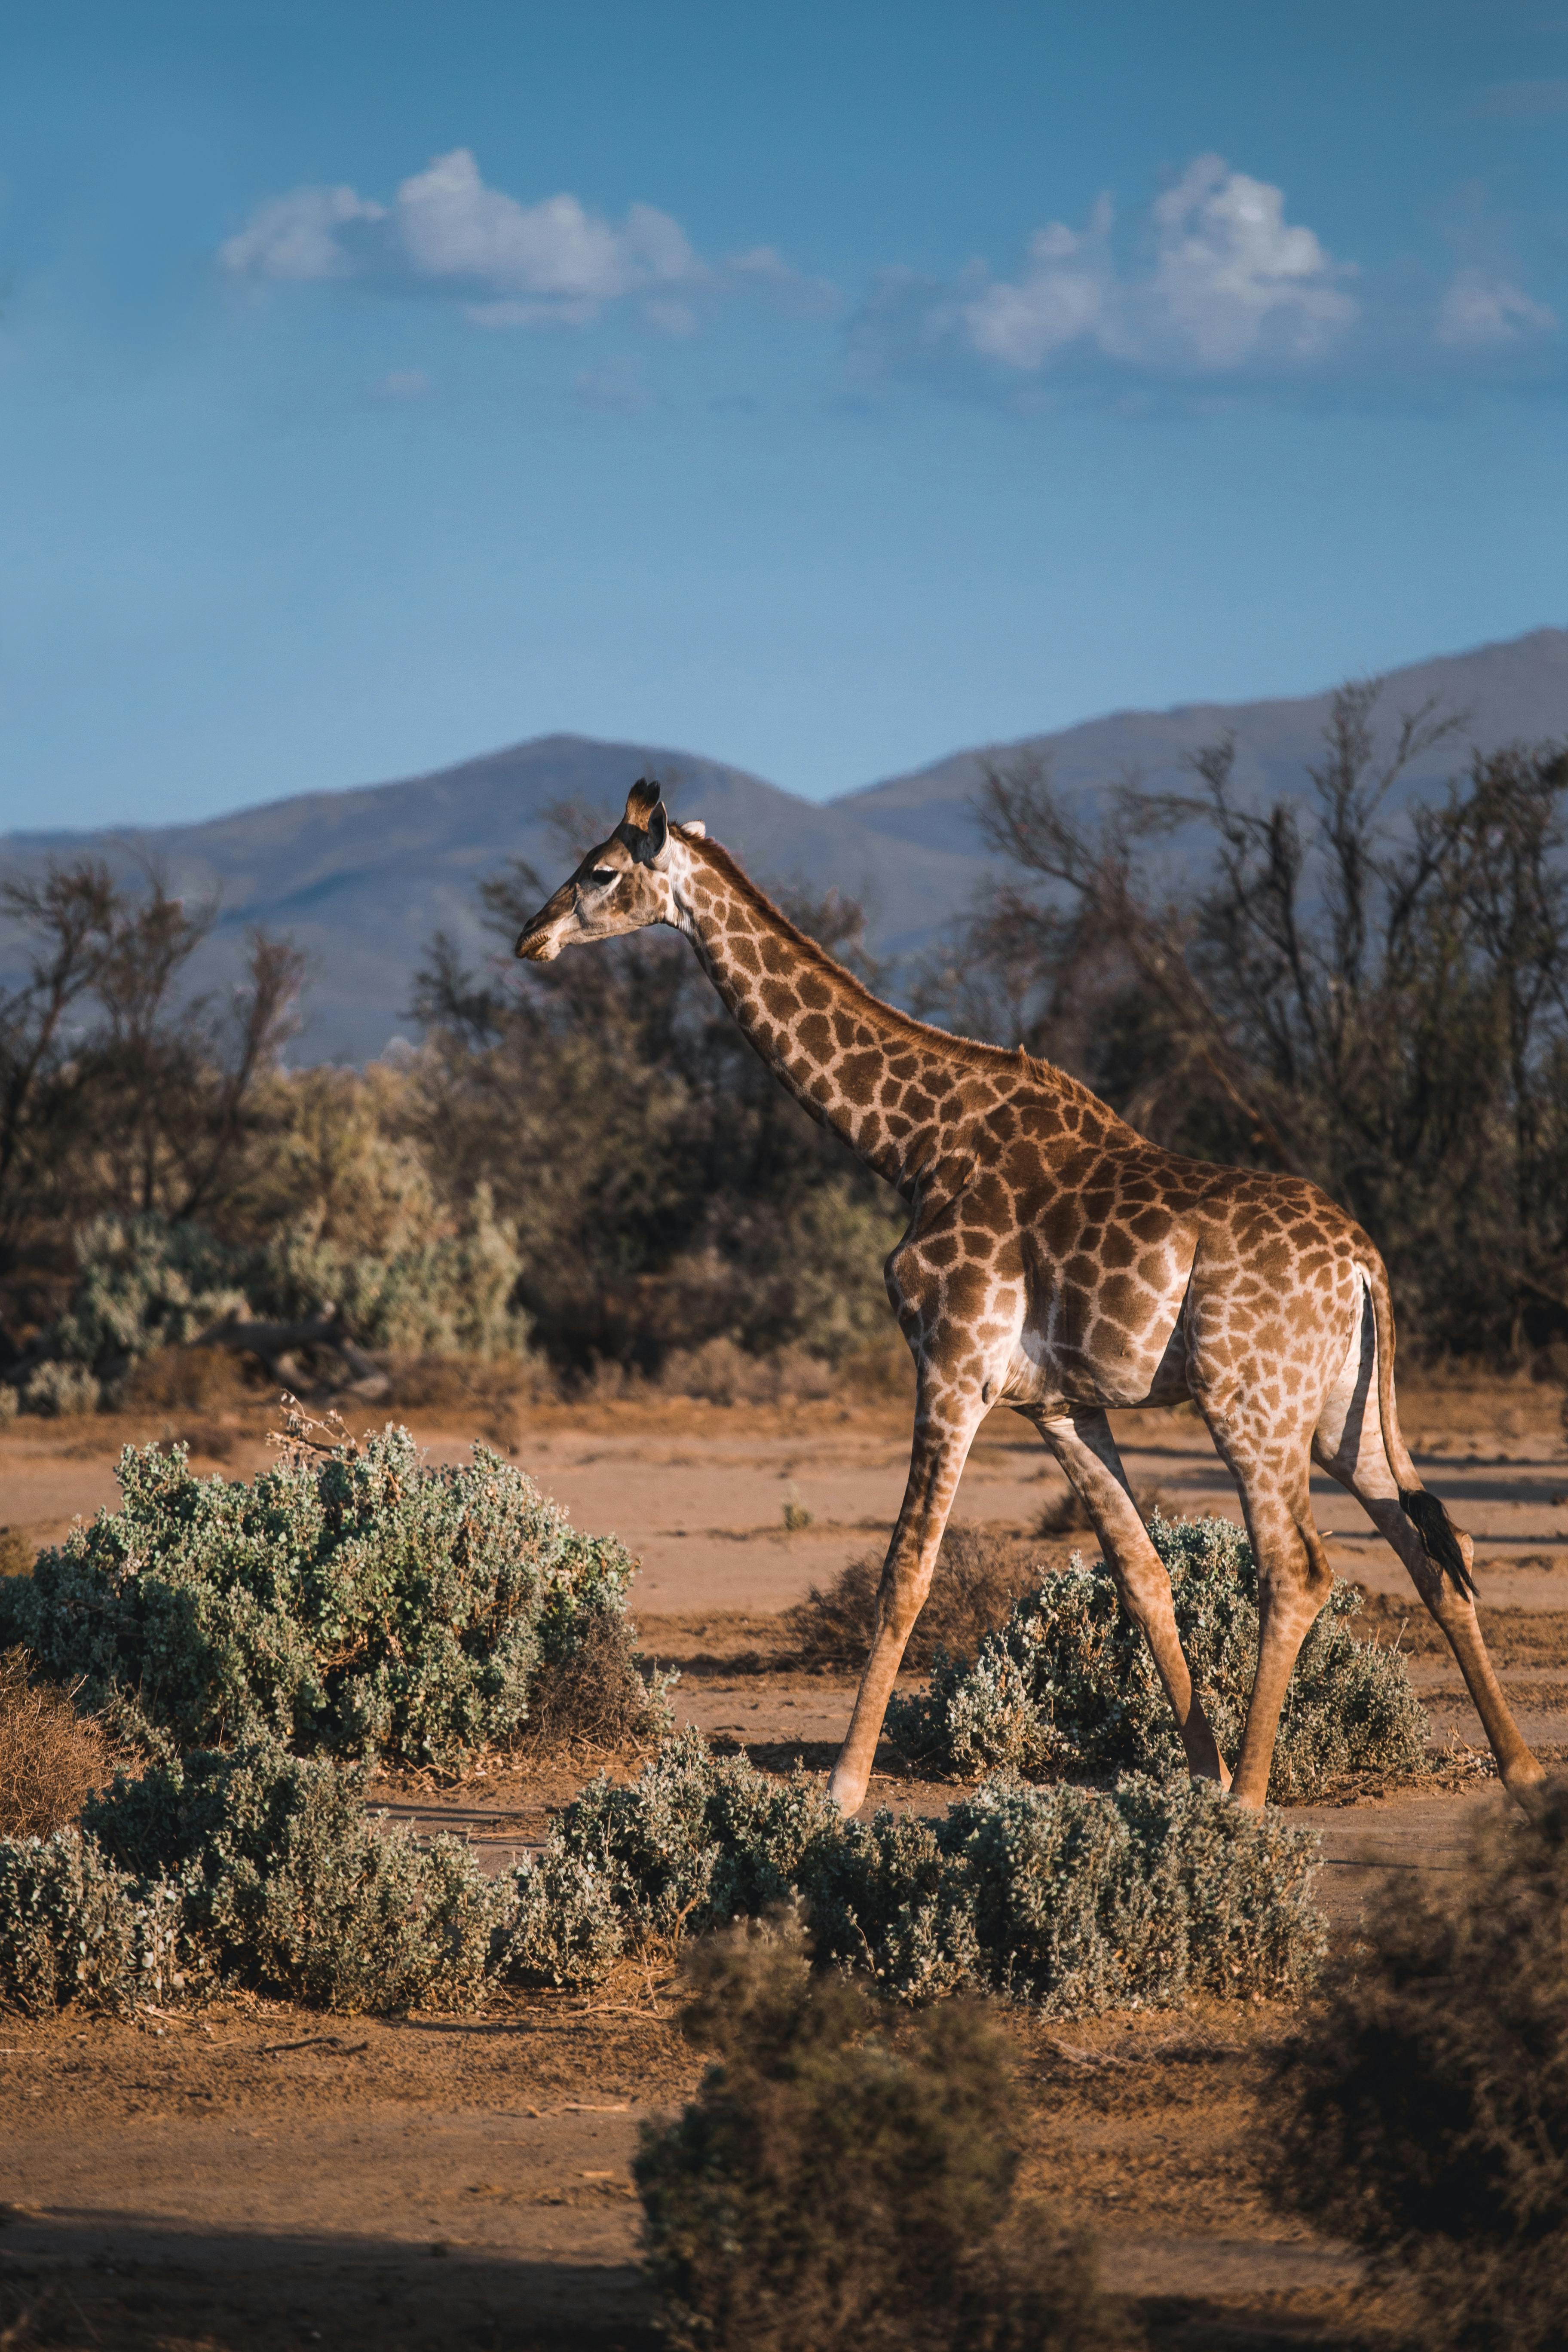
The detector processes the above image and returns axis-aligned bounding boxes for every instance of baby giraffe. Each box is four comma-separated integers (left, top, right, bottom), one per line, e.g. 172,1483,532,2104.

518,781,1544,1815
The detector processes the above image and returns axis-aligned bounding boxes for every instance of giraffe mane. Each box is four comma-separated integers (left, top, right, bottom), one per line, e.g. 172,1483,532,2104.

688,832,1075,1087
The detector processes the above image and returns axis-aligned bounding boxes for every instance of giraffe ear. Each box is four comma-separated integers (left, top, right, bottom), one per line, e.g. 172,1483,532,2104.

638,799,669,864
624,779,662,830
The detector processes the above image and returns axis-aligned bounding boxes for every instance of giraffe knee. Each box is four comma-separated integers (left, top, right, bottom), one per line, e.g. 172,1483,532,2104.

877,1555,932,1640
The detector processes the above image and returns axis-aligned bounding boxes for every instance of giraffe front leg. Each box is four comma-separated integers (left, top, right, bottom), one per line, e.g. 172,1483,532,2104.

827,1374,987,1815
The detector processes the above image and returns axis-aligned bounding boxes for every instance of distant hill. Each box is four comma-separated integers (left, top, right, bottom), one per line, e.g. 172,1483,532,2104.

3,628,1564,1064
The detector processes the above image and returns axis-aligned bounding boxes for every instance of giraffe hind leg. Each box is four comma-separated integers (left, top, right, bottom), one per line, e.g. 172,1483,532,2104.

1314,1295,1544,1794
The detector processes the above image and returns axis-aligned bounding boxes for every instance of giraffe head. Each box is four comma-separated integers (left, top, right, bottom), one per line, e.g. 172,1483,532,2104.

514,780,703,963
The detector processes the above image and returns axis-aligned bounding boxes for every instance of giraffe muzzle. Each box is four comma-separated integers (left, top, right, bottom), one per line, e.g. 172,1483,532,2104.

514,886,576,962
515,921,562,962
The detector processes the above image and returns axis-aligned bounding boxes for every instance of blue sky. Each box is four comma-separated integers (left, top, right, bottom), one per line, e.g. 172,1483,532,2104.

4,0,1567,829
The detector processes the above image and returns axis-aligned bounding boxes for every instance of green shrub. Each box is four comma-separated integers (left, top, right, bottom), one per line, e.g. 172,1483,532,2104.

22,1360,103,1418
499,1728,1325,2012
39,1196,531,1385
258,1182,531,1359
1265,1777,1568,2352
0,1428,666,1768
0,1828,181,2015
0,1737,505,2017
1,1727,1322,2020
85,1742,506,2012
888,1514,1428,1803
44,1213,253,1378
637,1911,1122,2352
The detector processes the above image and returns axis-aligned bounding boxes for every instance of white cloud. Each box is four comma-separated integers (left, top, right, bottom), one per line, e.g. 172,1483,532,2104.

951,203,1114,368
1436,266,1556,348
221,149,835,335
934,157,1357,378
219,184,385,283
1132,156,1357,366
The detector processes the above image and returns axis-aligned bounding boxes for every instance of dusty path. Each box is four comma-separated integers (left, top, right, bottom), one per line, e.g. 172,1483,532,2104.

2,1377,1565,2347
1,1984,1398,2351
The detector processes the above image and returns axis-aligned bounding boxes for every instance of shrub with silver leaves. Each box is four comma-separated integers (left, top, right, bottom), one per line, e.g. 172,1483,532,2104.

0,1429,665,1768
496,1728,1324,2012
0,1828,181,2015
22,1360,103,1418
2,1730,1323,2018
888,1515,1427,1804
86,1742,508,2013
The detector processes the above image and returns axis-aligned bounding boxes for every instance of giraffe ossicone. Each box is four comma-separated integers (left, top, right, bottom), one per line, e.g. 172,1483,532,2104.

517,781,1545,1815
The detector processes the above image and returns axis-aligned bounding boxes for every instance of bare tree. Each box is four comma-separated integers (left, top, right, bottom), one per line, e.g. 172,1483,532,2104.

929,685,1568,1353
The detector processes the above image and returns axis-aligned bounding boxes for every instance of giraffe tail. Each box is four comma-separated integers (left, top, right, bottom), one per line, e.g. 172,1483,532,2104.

1361,1257,1476,1599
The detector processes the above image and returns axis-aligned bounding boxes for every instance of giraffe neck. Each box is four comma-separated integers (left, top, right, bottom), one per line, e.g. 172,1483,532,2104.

669,833,1034,1195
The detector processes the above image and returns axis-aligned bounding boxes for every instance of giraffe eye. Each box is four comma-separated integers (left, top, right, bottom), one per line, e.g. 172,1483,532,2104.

588,867,617,887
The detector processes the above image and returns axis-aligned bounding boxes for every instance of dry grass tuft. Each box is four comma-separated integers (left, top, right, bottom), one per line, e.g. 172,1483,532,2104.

0,1528,35,1581
658,1338,836,1407
120,1347,256,1461
1032,1481,1166,1538
521,1611,670,1757
0,1648,109,1838
783,1525,1044,1673
120,1344,255,1412
381,1351,539,1451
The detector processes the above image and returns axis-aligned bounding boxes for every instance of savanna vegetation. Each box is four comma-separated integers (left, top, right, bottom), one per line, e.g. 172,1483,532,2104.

1,709,1564,2346
2,685,1564,1406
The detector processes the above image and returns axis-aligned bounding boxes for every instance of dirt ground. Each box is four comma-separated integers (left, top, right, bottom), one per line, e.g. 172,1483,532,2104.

3,1373,1567,2350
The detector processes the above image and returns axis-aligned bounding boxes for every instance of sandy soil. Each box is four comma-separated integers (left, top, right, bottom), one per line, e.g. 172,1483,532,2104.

2,1374,1566,2349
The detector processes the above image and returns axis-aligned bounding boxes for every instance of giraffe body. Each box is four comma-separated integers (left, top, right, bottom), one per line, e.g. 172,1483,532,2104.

518,784,1545,1813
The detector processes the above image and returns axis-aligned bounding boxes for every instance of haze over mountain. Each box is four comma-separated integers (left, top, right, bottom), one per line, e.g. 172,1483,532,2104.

4,628,1565,1064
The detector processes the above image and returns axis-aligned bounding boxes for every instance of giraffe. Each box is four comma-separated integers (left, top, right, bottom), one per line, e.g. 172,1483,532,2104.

517,781,1546,1816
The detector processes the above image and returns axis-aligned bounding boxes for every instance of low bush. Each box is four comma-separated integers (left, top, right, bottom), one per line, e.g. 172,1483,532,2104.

1033,1481,1166,1539
260,1183,531,1360
43,1213,251,1381
0,1828,181,2016
0,1649,110,1837
0,1528,34,1580
888,1515,1428,1804
34,1196,533,1393
657,1337,836,1407
86,1742,506,2012
784,1527,1044,1674
0,1737,504,2017
0,1426,667,1769
23,1361,101,1418
0,1727,1323,2019
1266,1778,1568,2352
636,1911,1122,2352
500,1728,1325,2010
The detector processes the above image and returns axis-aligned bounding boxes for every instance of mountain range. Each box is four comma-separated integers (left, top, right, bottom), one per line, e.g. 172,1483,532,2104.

3,626,1565,1063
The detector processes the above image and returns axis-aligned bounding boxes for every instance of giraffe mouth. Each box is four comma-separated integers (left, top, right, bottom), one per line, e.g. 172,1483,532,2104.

514,924,562,963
